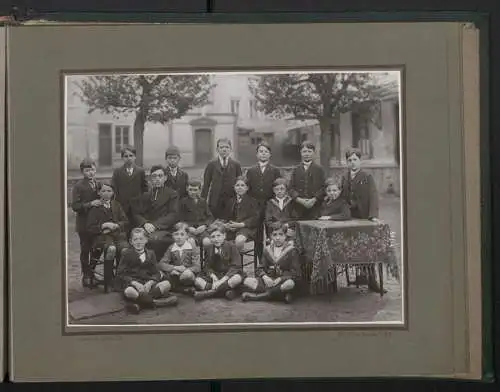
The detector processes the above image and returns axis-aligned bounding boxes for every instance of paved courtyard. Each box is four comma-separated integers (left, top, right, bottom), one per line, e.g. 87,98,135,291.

67,195,403,325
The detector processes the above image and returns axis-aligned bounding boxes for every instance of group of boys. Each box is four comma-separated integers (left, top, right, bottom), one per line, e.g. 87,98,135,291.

71,137,381,314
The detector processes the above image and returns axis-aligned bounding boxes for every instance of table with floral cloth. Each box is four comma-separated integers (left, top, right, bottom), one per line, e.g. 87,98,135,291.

295,220,399,295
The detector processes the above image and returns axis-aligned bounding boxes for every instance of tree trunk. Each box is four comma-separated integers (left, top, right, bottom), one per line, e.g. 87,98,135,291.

331,117,341,164
319,119,332,169
133,112,146,167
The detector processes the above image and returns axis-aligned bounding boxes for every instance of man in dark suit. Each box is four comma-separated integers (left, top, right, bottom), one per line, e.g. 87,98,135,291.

111,146,149,227
131,165,179,260
71,159,101,287
245,141,282,258
164,145,189,199
289,141,326,220
201,138,242,220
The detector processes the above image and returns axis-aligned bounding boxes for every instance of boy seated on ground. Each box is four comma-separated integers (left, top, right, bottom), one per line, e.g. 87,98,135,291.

158,222,201,296
178,178,214,248
193,223,244,301
86,182,129,284
241,222,301,304
115,228,178,314
317,178,351,221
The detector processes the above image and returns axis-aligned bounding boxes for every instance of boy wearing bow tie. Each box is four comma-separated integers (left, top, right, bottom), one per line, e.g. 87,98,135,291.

71,159,102,287
289,141,326,220
111,145,149,229
193,223,244,301
115,228,178,314
164,145,189,199
158,222,201,295
201,138,242,220
87,182,129,279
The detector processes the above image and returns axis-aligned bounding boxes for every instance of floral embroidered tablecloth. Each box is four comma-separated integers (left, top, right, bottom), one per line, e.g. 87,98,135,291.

295,220,399,294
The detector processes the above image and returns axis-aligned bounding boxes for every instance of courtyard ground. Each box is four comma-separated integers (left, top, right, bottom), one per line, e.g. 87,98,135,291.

67,195,403,325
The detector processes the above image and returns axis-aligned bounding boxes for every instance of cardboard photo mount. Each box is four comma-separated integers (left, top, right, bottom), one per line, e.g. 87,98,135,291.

7,21,485,381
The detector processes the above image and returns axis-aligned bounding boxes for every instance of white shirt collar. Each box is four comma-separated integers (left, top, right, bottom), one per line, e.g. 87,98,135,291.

303,160,312,168
219,156,227,164
102,200,111,208
169,167,178,175
171,242,193,253
126,167,134,174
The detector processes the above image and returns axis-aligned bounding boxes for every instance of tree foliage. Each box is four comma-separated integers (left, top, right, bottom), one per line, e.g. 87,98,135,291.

249,72,381,166
77,74,213,165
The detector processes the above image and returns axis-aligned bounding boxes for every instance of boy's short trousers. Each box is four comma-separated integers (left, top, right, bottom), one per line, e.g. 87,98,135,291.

252,275,297,293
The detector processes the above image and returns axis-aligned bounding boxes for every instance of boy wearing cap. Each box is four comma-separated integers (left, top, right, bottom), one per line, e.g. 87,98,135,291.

165,145,189,199
71,158,102,287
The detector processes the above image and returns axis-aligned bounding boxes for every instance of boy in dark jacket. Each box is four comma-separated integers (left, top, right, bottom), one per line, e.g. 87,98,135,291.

131,165,179,260
340,148,382,293
71,159,101,287
317,178,351,221
264,177,297,239
111,145,149,228
193,223,244,301
289,141,326,220
245,141,282,259
86,182,129,274
220,176,260,252
241,222,301,303
201,138,242,219
179,178,214,247
115,228,178,314
164,145,189,199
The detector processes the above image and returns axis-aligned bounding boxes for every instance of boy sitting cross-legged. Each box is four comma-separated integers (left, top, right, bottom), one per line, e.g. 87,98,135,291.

241,222,301,304
193,223,244,301
115,228,178,314
158,222,201,296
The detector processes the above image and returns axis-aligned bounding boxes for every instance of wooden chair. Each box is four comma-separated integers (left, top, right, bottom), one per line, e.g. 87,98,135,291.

88,244,118,293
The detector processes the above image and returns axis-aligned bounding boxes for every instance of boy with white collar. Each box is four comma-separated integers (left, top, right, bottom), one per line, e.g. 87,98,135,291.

158,222,201,295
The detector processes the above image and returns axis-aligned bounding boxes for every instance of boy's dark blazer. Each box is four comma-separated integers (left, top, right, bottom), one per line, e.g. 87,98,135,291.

201,157,242,215
340,169,379,219
86,200,129,236
115,248,161,290
179,196,214,228
223,194,260,231
132,185,179,232
71,178,100,233
204,241,242,278
165,168,189,199
245,164,282,208
111,164,149,213
289,162,326,201
264,195,297,229
318,197,351,220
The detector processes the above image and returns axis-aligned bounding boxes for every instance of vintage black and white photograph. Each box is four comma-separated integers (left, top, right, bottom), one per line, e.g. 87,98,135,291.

65,70,403,327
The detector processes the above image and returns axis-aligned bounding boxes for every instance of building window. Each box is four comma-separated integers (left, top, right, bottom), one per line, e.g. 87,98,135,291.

249,99,258,118
230,98,240,115
251,136,263,145
115,125,131,153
